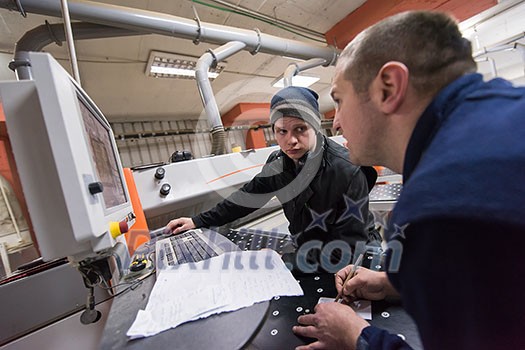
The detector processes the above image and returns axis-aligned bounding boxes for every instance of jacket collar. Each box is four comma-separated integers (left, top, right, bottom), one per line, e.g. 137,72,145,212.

403,73,484,181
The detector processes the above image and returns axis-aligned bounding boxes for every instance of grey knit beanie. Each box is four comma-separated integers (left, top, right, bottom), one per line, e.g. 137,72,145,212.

269,86,321,131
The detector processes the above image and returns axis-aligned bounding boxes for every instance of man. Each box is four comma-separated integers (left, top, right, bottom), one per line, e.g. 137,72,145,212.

166,86,380,271
293,10,525,349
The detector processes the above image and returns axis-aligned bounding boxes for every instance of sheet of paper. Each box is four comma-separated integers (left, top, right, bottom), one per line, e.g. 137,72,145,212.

127,250,303,339
317,297,372,320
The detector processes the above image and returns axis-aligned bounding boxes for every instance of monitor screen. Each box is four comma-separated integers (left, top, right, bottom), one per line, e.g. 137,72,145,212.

0,52,135,262
78,95,127,210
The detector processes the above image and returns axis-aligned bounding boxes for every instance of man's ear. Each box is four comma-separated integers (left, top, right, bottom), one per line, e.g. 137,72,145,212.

371,61,409,114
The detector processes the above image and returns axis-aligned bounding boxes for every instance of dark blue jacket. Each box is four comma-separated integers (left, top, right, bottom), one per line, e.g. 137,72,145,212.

361,74,525,349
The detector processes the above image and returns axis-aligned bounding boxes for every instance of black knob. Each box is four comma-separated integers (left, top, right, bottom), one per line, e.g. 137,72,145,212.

88,182,104,195
160,183,171,196
155,167,165,180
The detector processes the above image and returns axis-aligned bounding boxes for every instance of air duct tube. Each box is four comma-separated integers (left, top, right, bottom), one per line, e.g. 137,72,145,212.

0,0,338,64
10,22,141,80
283,58,328,87
195,41,246,155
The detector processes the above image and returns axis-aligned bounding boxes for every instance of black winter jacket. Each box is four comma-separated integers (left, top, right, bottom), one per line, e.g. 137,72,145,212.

192,135,377,249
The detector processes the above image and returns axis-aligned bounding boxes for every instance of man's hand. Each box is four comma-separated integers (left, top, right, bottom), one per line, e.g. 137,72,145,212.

335,266,399,304
165,217,196,235
293,302,369,350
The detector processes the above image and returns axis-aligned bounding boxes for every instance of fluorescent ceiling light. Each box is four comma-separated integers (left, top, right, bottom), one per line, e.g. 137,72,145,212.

146,50,225,80
272,75,320,88
149,66,220,79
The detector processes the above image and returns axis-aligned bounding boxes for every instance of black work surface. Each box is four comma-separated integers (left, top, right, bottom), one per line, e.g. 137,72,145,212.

100,272,421,350
248,273,423,350
99,273,270,350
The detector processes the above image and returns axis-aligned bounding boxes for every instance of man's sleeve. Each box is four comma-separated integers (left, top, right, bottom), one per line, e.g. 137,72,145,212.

357,326,414,350
192,179,273,227
192,157,278,228
385,218,525,349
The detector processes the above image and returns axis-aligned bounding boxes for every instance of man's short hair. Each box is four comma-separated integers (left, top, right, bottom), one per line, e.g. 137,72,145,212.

339,11,477,97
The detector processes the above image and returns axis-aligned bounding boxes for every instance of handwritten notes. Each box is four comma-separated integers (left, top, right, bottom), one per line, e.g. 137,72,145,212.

127,250,303,339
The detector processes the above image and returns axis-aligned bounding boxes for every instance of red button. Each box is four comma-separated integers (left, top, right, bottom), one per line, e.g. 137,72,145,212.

119,221,129,233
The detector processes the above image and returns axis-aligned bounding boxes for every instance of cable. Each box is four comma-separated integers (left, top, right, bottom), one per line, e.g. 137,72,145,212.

191,0,327,43
207,0,324,38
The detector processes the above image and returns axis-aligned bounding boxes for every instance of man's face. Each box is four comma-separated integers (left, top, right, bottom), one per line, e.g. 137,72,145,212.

331,65,382,166
274,117,317,162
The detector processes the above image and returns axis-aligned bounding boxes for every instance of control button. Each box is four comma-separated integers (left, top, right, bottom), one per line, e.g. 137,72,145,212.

109,222,122,238
160,183,171,196
130,254,148,272
155,167,165,180
88,182,104,195
109,220,129,238
130,260,146,272
119,221,129,234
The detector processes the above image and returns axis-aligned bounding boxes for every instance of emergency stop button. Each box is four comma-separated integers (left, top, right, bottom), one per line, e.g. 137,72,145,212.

109,221,129,238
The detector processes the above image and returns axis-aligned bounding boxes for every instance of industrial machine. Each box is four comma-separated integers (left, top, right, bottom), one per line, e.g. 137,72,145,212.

0,52,136,325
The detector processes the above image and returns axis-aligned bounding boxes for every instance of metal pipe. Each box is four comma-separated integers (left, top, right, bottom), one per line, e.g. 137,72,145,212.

60,0,81,84
472,32,525,58
282,58,327,87
2,0,338,153
488,57,497,78
521,44,525,77
0,0,338,64
10,22,142,80
282,63,298,88
196,41,246,155
459,0,524,34
475,56,498,77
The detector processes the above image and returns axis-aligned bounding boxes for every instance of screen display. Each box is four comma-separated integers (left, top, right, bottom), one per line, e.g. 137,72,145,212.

78,95,127,209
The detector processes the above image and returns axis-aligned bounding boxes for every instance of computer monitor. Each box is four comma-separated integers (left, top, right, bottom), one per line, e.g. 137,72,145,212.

0,52,135,263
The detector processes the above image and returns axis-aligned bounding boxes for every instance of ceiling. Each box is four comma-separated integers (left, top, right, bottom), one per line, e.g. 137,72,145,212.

0,0,524,123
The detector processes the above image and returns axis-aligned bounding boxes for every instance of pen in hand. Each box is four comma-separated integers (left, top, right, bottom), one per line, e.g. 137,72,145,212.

334,253,364,303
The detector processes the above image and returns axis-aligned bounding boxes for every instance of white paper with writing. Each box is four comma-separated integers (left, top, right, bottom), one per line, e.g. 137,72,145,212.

127,250,303,338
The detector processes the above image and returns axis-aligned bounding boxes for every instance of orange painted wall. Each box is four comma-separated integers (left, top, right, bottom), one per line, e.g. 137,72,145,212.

245,128,267,149
221,103,270,127
222,103,271,149
324,109,336,120
325,0,497,49
0,102,39,253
